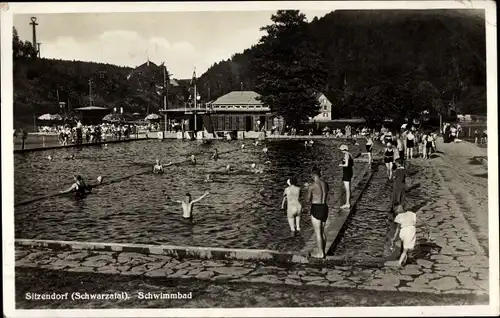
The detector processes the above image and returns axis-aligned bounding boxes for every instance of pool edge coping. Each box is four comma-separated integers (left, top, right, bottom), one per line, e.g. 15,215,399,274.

15,239,387,266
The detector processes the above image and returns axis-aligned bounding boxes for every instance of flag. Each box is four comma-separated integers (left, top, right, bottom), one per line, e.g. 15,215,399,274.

190,68,196,86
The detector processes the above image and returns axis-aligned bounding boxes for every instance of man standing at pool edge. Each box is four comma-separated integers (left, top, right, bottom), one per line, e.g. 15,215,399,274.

307,166,329,259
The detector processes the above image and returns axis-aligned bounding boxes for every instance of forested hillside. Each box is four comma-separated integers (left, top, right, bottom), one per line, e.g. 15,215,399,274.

13,9,486,128
197,10,486,121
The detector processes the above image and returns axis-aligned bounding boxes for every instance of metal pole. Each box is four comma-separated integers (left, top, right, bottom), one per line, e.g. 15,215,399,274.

163,64,167,133
439,113,442,134
194,81,197,132
89,79,93,106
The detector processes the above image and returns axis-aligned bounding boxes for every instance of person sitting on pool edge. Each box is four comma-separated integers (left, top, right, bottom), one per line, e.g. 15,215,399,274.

167,191,210,220
153,159,164,174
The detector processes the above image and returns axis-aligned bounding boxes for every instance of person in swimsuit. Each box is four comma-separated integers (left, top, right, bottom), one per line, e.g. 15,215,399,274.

421,132,428,159
306,166,329,258
384,142,395,180
211,148,219,160
153,159,164,174
339,144,354,209
396,133,405,162
365,135,373,165
167,191,210,220
481,129,487,144
190,155,197,165
281,178,302,235
60,175,90,195
391,159,407,209
426,133,434,158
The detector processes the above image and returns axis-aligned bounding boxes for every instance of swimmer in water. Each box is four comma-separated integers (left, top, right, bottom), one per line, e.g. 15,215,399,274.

241,144,245,150
167,191,210,220
282,178,302,235
255,141,260,146
250,163,256,172
204,174,212,183
211,148,219,160
97,176,103,184
47,155,53,161
153,159,164,174
190,155,197,165
64,154,75,160
225,164,232,173
263,147,268,154
60,175,89,194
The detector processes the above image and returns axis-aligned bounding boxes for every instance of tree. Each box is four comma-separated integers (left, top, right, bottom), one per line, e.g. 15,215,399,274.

252,10,327,127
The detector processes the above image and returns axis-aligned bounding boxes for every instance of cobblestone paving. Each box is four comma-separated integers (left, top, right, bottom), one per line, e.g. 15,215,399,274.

14,143,490,296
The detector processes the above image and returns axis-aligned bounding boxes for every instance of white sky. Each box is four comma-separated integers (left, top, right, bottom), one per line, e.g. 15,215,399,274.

13,11,331,79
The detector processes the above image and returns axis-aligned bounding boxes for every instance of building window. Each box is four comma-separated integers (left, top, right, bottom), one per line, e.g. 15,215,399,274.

324,105,327,110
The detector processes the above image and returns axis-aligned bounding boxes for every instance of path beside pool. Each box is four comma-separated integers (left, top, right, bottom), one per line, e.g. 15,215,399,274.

14,144,490,296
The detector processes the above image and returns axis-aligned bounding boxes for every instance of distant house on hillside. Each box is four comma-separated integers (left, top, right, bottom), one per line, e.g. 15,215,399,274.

309,93,332,122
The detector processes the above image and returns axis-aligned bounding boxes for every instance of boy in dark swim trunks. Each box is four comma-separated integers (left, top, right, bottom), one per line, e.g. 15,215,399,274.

306,167,329,258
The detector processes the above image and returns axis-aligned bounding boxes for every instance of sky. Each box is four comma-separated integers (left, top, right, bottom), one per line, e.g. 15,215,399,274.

13,11,332,79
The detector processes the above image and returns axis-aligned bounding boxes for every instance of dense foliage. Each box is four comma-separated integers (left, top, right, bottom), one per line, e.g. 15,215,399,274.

196,10,486,124
252,10,328,127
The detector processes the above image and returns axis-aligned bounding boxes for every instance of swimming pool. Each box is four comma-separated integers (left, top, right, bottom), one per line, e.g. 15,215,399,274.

14,139,366,252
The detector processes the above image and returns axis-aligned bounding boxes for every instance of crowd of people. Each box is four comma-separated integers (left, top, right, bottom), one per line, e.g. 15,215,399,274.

55,120,473,267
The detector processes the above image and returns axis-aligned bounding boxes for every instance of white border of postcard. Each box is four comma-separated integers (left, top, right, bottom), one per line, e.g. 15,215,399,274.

2,1,498,317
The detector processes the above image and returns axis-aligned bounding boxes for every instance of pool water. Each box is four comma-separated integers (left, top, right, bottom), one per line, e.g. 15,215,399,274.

14,139,366,252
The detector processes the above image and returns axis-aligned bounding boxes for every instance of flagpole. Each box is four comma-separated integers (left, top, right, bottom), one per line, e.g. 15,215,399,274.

163,63,167,134
193,67,197,132
194,78,197,132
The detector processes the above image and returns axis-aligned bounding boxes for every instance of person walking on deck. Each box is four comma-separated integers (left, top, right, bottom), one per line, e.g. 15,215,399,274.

365,134,373,165
384,142,395,180
391,159,407,209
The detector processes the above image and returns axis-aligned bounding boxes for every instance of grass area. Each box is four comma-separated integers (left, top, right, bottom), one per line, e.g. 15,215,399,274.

15,268,488,309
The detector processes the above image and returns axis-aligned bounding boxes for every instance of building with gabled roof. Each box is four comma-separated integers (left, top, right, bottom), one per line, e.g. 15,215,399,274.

161,90,273,132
